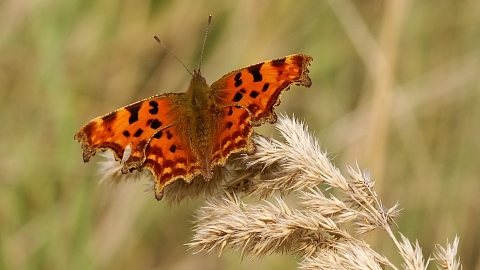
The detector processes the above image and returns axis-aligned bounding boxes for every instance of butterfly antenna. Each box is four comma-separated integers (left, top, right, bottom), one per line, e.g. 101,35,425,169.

154,36,194,77
198,15,212,72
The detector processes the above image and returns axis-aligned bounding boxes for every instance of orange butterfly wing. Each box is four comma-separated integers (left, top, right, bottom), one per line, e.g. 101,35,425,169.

211,54,313,125
74,93,184,173
210,106,255,167
141,125,203,200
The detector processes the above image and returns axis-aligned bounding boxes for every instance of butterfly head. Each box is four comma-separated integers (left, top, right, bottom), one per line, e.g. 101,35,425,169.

192,68,207,83
186,68,209,108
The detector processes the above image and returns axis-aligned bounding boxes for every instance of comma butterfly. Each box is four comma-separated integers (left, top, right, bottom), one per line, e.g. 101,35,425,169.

75,23,312,200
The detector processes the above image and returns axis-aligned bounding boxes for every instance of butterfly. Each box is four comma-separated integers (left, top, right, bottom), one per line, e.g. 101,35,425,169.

75,54,313,200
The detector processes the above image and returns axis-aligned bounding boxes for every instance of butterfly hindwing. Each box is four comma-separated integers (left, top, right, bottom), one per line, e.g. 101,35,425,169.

141,125,203,200
211,106,255,167
210,54,313,125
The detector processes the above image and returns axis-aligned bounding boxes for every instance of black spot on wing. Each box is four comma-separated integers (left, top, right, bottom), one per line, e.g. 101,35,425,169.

153,130,163,139
169,144,176,153
226,121,233,130
148,101,159,115
262,83,270,92
250,91,259,98
150,119,162,129
123,130,130,137
271,58,286,67
233,92,243,102
166,130,173,140
126,103,141,124
248,63,263,82
234,73,243,87
134,128,143,137
102,113,117,124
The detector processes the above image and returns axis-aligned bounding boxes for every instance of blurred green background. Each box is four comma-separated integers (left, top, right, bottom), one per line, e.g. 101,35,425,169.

1,0,479,269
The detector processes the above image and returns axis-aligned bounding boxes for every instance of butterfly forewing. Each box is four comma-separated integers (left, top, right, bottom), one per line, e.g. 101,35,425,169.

210,54,313,125
74,93,184,172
